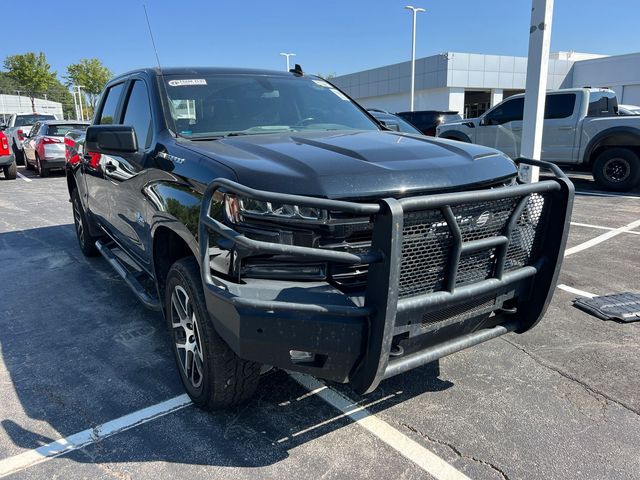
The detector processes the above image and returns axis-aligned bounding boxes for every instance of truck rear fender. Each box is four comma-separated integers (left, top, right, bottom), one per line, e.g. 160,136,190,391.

583,126,640,165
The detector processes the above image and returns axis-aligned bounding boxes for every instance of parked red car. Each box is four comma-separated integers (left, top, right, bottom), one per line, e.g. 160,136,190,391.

0,130,16,180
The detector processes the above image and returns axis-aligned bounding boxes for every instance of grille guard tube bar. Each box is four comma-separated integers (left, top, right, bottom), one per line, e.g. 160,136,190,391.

198,157,574,393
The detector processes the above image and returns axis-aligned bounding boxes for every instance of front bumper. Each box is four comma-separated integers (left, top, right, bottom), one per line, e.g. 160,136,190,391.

199,159,574,393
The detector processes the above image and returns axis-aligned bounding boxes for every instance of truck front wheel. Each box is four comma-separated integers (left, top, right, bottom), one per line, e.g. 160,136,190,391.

71,188,99,256
165,257,261,409
592,148,640,191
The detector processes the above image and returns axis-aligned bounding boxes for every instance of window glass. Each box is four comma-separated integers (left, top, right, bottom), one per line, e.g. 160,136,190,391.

123,80,153,149
544,94,576,119
162,74,378,138
98,83,125,125
47,124,88,136
14,115,55,127
588,91,617,116
484,98,524,125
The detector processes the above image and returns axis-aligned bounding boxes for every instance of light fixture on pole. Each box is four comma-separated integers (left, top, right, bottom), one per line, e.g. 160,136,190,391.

280,52,296,72
405,5,425,112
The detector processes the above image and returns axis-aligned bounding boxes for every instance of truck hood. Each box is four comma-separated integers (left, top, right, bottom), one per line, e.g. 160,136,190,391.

183,130,516,199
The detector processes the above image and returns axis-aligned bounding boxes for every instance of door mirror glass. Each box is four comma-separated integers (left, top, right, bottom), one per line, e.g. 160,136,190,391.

86,125,138,154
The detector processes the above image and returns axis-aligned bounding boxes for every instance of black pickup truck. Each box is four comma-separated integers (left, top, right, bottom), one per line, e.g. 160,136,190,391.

65,67,573,409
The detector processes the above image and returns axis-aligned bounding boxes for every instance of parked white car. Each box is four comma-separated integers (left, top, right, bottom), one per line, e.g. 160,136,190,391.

437,88,640,191
23,120,89,176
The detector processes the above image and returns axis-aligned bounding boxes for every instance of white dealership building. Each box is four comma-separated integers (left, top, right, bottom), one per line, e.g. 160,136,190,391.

331,51,640,118
0,94,63,122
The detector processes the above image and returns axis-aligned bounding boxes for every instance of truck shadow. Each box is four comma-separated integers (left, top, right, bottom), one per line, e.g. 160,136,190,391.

0,224,452,470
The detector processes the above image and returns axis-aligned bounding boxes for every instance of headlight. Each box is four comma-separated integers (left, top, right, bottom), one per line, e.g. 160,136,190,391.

224,194,328,223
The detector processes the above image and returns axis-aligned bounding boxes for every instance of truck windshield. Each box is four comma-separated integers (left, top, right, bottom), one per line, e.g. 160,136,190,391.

15,114,55,127
162,74,379,138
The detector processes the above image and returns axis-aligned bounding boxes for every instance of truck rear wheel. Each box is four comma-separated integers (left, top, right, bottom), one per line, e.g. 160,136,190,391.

165,257,260,409
71,188,99,257
3,159,17,180
592,148,640,191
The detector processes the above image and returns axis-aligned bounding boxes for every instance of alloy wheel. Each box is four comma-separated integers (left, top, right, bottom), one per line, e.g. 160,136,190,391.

603,157,631,183
72,197,85,245
170,285,204,388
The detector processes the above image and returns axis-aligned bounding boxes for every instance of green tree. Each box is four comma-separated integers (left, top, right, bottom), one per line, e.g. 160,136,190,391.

3,52,57,112
65,58,112,111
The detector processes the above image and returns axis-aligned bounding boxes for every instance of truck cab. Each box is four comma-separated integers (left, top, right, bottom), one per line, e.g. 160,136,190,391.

437,88,640,191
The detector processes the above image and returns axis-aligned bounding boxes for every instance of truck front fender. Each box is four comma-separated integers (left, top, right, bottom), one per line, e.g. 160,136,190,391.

582,126,640,164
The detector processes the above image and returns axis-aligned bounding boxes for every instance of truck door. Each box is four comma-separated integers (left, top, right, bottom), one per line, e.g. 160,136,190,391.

476,97,524,159
540,93,579,164
84,82,126,234
103,79,154,269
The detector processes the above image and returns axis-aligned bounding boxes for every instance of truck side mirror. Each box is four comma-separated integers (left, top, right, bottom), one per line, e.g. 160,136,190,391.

86,125,138,154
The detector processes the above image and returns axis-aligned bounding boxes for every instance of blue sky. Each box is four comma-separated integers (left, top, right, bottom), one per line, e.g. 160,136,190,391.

2,0,639,78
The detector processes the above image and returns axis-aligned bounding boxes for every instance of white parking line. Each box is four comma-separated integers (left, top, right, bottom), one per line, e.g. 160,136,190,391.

16,172,32,183
557,284,596,298
0,394,192,478
564,218,640,256
570,222,640,235
575,190,640,200
290,372,471,480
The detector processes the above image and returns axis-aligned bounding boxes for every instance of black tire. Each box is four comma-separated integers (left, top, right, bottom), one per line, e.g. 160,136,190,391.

592,148,640,192
12,142,25,165
36,155,48,177
71,188,99,257
165,257,260,409
3,159,17,180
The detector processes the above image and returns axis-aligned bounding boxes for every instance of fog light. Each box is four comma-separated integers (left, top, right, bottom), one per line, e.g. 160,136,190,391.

290,350,315,363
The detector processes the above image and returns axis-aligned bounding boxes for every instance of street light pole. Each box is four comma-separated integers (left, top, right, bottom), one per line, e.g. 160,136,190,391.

405,5,425,112
279,52,296,72
75,85,85,121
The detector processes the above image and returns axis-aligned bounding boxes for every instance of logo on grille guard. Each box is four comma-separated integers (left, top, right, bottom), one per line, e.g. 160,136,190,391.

476,211,491,227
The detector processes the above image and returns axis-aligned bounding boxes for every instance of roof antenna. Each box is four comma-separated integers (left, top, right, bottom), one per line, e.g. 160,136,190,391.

143,5,162,71
290,64,304,76
143,4,178,138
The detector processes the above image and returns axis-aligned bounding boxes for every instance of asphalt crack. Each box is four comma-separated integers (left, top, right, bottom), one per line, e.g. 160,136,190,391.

501,336,640,417
397,421,510,480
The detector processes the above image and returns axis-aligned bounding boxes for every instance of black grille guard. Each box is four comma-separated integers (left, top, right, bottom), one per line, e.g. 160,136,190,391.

199,158,574,393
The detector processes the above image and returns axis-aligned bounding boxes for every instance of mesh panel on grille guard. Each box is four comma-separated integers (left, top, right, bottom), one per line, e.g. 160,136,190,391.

398,193,548,299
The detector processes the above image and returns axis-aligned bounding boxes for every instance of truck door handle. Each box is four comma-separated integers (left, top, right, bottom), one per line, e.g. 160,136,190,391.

511,127,522,131
558,126,574,131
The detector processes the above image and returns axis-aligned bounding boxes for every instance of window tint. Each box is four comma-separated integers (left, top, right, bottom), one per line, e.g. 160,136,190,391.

14,115,55,127
484,98,524,125
47,124,87,136
588,91,618,117
122,80,153,149
98,83,125,125
544,94,576,119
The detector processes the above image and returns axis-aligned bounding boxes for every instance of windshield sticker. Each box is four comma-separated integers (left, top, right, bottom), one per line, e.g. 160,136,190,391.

330,89,349,101
168,79,207,87
312,79,332,88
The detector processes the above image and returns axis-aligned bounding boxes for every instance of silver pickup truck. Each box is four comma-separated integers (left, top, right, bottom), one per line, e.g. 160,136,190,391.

437,88,640,191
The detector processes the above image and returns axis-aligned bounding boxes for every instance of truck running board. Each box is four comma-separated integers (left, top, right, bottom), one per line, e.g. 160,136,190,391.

382,320,519,380
95,240,161,311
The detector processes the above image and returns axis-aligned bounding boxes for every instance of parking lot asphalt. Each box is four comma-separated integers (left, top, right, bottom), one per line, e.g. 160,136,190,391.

0,167,639,480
